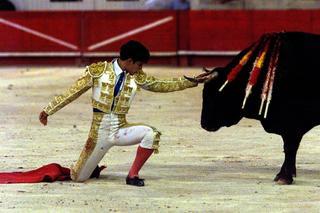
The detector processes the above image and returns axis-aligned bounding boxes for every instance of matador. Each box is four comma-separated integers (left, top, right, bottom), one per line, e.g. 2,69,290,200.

39,40,197,186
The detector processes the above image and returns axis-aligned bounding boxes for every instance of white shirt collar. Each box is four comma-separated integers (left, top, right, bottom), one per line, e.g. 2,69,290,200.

113,59,125,77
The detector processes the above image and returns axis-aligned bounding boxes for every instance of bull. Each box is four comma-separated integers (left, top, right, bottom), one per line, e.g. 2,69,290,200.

187,32,320,185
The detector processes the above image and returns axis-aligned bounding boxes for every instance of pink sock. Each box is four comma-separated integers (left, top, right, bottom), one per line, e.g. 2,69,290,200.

128,146,154,178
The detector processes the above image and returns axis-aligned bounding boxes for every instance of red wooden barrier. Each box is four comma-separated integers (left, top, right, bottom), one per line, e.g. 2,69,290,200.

82,11,177,56
188,10,253,51
0,10,319,66
0,12,81,54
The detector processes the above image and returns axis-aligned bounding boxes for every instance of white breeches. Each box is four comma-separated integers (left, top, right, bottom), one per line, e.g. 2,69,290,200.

71,112,161,182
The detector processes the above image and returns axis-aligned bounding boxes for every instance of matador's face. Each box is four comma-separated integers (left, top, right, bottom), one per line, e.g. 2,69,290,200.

126,59,144,75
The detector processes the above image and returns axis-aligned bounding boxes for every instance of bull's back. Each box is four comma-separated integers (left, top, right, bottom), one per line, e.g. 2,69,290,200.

202,32,320,135
265,32,320,134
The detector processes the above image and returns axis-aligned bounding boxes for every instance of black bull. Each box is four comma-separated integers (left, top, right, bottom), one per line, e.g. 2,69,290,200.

201,32,320,184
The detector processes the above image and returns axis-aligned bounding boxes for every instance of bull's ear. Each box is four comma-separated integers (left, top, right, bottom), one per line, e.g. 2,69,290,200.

204,71,219,83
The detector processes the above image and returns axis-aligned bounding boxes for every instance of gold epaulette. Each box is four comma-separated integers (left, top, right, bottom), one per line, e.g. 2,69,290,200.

87,61,107,78
133,70,147,85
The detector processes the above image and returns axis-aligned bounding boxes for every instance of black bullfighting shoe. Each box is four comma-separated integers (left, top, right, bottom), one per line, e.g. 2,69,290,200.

126,176,145,187
90,165,107,179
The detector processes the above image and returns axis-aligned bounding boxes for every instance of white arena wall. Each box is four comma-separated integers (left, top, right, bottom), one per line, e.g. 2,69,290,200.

10,0,147,11
9,0,320,11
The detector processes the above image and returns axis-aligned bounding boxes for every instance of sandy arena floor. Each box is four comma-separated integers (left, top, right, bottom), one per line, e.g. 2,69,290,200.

1,66,320,212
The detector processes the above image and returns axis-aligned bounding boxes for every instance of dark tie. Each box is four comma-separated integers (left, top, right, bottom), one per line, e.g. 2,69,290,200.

114,72,125,97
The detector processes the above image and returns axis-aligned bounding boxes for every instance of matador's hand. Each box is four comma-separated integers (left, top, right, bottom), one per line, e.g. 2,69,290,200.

184,67,219,84
39,111,48,126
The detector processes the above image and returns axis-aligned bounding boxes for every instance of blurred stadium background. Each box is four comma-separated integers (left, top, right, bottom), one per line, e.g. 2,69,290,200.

0,0,320,67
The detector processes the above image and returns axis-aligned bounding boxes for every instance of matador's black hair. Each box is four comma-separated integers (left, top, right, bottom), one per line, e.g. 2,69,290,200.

120,40,150,63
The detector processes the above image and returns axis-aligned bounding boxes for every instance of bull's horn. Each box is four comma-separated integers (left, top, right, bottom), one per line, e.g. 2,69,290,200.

203,67,213,73
183,75,198,83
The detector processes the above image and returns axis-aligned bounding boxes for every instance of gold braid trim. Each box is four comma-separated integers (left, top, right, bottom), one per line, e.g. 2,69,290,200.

71,112,104,181
134,70,197,93
43,71,92,115
92,99,112,113
152,130,161,154
134,70,148,84
87,61,107,78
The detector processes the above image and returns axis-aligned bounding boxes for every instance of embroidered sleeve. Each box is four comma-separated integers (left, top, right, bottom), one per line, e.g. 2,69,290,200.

134,70,198,92
43,70,93,116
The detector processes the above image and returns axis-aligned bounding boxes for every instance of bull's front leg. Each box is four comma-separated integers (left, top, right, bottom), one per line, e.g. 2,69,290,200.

274,133,302,185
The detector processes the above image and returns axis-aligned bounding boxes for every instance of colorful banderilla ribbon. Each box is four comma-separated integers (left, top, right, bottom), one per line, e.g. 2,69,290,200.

219,35,269,92
241,37,272,109
259,37,281,118
263,39,281,118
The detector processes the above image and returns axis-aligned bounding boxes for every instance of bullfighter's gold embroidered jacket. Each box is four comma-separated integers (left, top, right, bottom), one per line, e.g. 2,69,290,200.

43,61,197,115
